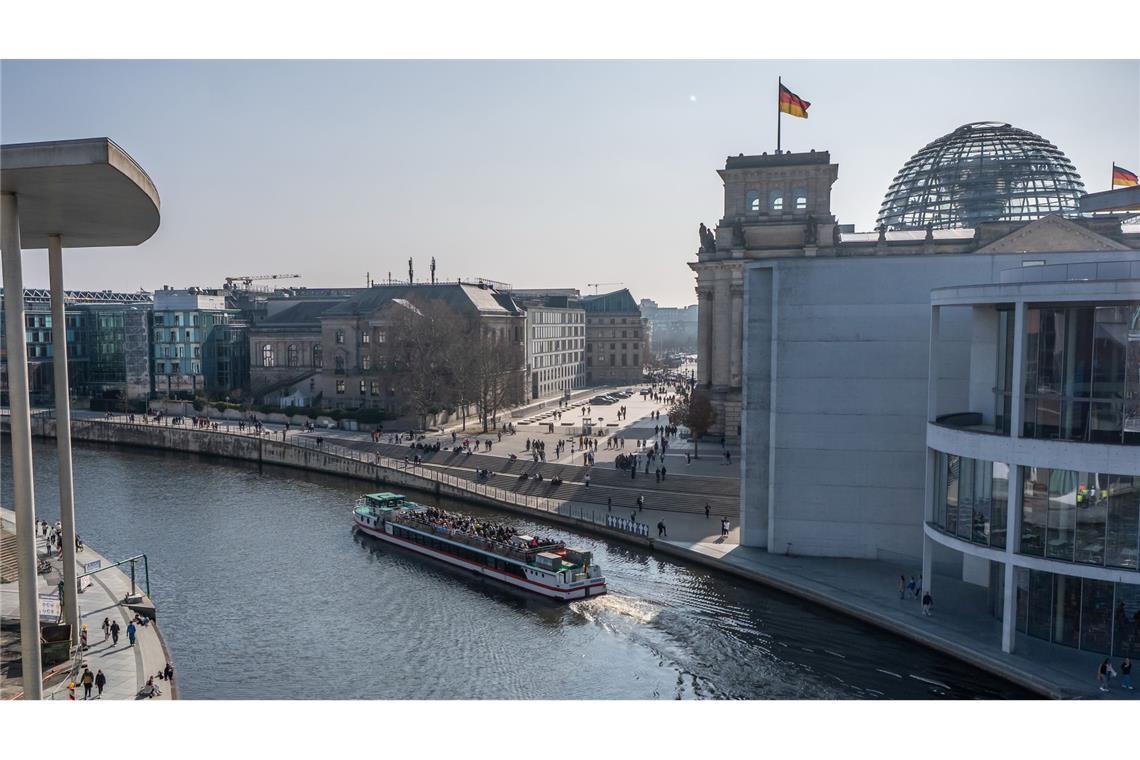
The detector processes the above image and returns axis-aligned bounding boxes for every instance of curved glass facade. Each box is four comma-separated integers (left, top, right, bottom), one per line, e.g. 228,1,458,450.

932,452,1009,549
1015,569,1140,656
1021,302,1140,445
1020,467,1139,570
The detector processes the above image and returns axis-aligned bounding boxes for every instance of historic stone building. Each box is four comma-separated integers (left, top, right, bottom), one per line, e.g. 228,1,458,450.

247,298,345,406
582,288,647,385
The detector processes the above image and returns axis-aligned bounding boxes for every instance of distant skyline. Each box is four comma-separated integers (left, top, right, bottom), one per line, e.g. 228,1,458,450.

2,60,1137,306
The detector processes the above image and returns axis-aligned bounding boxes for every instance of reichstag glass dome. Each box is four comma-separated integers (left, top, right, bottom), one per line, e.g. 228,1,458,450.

877,121,1086,230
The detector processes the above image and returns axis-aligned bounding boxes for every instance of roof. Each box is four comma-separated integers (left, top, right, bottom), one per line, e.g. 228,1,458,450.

0,138,160,249
725,151,831,170
582,288,640,314
259,300,343,326
323,283,522,318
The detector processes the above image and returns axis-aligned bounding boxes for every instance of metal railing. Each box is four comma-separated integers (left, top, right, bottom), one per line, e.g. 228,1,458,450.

73,416,650,537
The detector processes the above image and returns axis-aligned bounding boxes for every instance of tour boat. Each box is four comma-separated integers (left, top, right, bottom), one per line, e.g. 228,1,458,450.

352,492,607,601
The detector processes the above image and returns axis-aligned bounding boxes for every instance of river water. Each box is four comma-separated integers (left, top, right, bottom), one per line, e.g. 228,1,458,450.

2,438,1033,699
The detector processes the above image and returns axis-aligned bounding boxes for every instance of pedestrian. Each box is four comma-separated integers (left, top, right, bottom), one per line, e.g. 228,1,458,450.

102,617,111,641
720,518,730,538
655,468,660,483
164,662,174,682
1119,657,1132,690
661,465,666,480
607,496,612,512
898,575,906,600
686,452,691,464
905,576,916,598
584,473,590,487
81,667,94,700
637,494,644,511
921,591,933,616
94,669,106,698
110,620,120,645
1098,658,1115,692
705,503,710,519
80,624,88,651
127,620,137,647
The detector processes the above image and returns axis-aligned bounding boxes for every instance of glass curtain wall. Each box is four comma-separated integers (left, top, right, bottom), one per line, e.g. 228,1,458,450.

1022,302,1140,445
1021,468,1139,570
1015,569,1140,657
931,451,1008,549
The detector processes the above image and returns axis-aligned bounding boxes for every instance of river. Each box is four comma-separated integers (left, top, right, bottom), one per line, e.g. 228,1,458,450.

2,437,1033,699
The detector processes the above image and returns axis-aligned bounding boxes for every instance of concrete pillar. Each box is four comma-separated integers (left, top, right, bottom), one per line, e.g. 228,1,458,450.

922,533,933,596
1009,301,1026,439
1,192,44,699
48,235,81,645
729,284,743,388
926,305,940,422
1002,464,1024,654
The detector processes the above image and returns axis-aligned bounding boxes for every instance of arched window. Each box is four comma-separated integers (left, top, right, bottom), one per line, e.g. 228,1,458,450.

794,187,808,211
312,344,323,368
746,190,761,212
261,343,274,368
769,190,784,212
287,344,299,367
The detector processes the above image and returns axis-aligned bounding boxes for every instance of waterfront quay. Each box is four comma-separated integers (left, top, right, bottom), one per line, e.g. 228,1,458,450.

0,507,173,700
11,388,1132,700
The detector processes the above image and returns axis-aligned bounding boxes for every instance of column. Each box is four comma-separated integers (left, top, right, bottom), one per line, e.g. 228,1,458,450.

696,285,713,387
922,535,933,598
1,192,44,699
926,305,940,421
712,277,732,387
49,235,81,645
1008,301,1026,439
1002,465,1025,653
729,284,743,388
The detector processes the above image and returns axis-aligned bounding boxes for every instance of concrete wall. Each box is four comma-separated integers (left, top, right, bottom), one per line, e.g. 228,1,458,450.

741,249,1133,561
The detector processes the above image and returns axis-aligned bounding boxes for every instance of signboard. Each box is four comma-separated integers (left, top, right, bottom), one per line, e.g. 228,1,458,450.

38,594,61,621
78,575,93,593
84,559,102,573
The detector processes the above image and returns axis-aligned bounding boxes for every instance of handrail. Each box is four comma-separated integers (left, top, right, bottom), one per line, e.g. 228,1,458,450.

78,553,150,598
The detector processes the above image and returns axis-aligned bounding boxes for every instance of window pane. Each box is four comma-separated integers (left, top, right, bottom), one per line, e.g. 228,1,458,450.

1046,468,1077,562
1105,474,1139,570
1080,579,1114,654
991,462,1009,548
1051,574,1081,648
1113,584,1140,657
933,452,947,529
1021,467,1048,557
945,454,961,534
1027,569,1052,641
1074,474,1107,566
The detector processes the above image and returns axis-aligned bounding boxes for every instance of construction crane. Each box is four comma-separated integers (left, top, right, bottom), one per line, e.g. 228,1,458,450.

224,273,301,290
586,282,623,295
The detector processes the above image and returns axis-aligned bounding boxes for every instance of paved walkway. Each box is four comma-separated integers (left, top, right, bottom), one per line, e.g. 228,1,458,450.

0,508,173,700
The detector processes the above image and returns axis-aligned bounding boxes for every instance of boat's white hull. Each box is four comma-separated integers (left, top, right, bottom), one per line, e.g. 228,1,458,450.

354,517,607,601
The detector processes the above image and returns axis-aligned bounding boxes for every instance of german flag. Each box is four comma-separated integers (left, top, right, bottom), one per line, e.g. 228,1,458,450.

778,84,811,119
1113,164,1139,187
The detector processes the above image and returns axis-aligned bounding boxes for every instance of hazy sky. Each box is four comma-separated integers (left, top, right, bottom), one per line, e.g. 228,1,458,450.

2,60,1137,306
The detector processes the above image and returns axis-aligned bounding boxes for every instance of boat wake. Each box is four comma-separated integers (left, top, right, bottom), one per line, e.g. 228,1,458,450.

571,593,660,627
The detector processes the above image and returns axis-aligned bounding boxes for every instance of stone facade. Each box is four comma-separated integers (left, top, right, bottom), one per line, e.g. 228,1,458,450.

582,289,647,386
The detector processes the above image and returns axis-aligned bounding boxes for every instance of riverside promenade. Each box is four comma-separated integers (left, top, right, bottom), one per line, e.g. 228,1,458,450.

17,399,1136,700
0,507,173,700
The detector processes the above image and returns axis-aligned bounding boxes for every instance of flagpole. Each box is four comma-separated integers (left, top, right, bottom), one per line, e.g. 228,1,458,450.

777,76,782,154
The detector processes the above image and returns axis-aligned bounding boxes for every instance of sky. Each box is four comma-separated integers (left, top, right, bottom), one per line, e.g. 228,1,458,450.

1,60,1137,306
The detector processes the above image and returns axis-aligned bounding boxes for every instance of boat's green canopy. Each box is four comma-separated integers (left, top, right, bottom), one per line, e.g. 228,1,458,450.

365,492,405,505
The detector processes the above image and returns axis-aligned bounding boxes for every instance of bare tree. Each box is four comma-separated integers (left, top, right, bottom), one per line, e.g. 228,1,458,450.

668,389,716,458
375,298,463,429
467,325,524,432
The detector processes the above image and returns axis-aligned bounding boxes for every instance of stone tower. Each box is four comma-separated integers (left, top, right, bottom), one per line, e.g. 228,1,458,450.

689,150,839,440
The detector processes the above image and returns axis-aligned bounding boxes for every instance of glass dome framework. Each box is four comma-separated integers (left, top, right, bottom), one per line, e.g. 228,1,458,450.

877,122,1086,231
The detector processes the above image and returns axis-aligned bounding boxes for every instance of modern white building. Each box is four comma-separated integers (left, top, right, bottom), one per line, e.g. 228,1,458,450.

925,263,1140,656
511,289,586,401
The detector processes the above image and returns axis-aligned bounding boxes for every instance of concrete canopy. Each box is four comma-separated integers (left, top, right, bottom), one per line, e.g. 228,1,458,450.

0,137,160,249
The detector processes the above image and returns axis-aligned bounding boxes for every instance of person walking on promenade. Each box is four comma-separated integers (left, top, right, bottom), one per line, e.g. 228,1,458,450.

1118,657,1133,690
1098,658,1115,692
584,473,590,487
921,591,933,616
127,620,137,647
720,518,730,538
906,576,917,599
164,662,174,683
705,503,710,519
94,669,106,698
80,667,94,700
637,494,645,511
655,468,660,483
102,617,111,641
110,620,120,645
898,575,907,600
607,496,612,511
657,521,667,538
661,465,666,480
